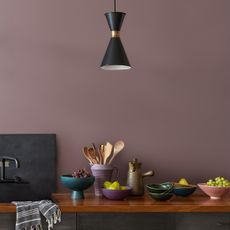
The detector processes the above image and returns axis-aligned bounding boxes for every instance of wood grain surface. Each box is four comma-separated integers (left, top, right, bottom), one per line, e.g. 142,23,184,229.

52,193,230,213
2,193,230,213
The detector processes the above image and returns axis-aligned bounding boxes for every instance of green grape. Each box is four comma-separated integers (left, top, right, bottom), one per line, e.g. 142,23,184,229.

207,176,230,187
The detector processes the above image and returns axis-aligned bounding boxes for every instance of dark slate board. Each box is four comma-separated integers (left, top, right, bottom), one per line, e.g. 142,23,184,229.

0,134,57,202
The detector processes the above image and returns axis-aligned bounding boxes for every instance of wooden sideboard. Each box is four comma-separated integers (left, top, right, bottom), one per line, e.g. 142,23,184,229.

1,193,230,230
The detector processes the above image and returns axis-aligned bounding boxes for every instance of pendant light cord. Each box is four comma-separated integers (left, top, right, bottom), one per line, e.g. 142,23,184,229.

114,0,117,12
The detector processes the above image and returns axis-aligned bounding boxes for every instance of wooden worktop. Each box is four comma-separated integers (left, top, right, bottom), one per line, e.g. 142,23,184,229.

1,193,230,213
52,193,230,213
0,203,15,213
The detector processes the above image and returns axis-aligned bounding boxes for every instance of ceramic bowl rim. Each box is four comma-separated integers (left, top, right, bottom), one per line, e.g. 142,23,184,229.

173,186,197,190
102,186,132,192
146,182,174,190
61,175,95,180
173,182,197,188
198,183,230,189
148,188,173,195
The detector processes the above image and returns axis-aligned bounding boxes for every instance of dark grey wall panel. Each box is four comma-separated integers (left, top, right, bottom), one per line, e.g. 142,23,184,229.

77,213,175,230
0,134,57,202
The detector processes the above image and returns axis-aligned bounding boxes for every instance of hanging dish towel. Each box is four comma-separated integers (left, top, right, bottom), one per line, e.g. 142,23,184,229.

12,200,61,230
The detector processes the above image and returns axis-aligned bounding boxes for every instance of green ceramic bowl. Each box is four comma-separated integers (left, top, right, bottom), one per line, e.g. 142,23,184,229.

148,191,174,201
173,184,197,197
146,182,174,193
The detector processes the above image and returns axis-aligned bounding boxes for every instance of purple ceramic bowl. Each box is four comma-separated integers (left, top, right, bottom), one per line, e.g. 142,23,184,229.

102,187,132,200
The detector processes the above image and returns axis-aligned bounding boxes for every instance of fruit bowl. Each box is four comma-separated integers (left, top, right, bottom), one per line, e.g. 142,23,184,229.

102,187,132,200
173,184,197,197
198,183,230,200
60,175,95,200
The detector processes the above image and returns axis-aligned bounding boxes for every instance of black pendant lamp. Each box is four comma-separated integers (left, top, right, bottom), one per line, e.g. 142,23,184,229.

101,0,131,70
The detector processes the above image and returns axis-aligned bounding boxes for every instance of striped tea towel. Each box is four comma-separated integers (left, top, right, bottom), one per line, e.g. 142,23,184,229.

13,200,61,230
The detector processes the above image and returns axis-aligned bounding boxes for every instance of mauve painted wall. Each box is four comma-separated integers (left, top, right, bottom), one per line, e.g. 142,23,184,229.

0,0,229,191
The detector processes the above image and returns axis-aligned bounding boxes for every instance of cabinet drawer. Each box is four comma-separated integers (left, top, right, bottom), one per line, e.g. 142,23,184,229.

0,213,15,230
0,213,76,230
176,213,230,230
43,213,76,230
78,213,175,230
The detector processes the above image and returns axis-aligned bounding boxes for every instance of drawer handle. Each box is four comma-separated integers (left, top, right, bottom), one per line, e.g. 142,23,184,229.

217,221,230,226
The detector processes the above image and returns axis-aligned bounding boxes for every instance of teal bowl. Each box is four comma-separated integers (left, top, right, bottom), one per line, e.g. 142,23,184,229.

60,175,95,200
148,191,173,201
146,182,174,193
173,185,196,197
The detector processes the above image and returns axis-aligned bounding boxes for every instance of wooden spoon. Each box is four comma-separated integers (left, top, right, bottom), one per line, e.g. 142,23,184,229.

88,147,98,164
103,142,113,164
82,146,93,164
108,140,125,164
98,145,104,164
92,143,100,163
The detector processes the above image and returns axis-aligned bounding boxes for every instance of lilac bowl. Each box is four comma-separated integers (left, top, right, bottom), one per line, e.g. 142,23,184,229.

102,187,132,200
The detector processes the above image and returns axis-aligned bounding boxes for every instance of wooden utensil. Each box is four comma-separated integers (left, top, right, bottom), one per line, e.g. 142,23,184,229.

92,143,100,163
98,144,104,164
88,147,98,164
103,142,113,164
82,146,93,164
108,140,125,165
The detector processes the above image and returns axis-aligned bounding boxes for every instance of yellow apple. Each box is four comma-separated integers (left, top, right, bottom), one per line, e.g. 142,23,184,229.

104,181,112,189
120,186,127,190
108,181,120,190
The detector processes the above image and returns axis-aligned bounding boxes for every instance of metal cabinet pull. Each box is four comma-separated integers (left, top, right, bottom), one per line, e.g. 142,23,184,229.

217,221,230,226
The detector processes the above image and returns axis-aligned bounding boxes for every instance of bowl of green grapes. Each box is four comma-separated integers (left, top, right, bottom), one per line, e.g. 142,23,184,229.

198,177,230,200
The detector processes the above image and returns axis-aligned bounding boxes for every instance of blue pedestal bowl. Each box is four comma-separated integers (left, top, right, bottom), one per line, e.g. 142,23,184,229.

60,175,95,200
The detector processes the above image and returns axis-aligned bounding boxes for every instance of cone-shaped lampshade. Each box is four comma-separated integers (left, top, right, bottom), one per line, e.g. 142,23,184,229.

101,37,130,70
101,12,131,70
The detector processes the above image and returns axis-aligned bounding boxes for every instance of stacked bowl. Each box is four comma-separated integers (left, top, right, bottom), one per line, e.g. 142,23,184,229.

146,182,174,201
